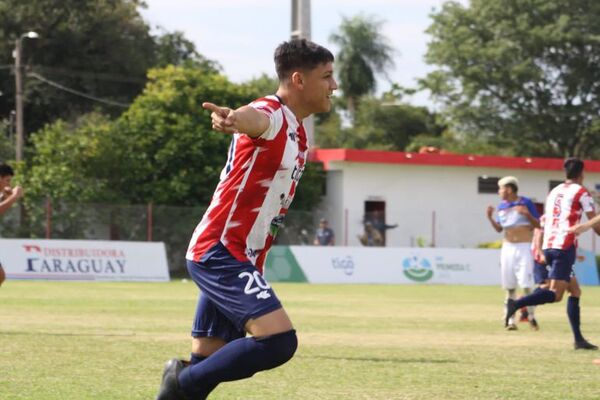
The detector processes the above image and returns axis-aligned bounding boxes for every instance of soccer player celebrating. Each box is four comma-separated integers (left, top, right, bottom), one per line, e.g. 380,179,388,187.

506,158,600,350
0,162,24,287
155,39,337,399
486,176,540,330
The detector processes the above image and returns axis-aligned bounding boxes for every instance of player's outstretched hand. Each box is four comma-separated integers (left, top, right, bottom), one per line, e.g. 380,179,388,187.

203,102,237,134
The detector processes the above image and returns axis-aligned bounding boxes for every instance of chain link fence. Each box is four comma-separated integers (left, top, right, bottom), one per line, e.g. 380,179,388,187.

0,200,324,274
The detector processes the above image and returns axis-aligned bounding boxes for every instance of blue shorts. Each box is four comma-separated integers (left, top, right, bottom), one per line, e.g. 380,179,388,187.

186,242,282,341
543,246,576,282
533,261,549,285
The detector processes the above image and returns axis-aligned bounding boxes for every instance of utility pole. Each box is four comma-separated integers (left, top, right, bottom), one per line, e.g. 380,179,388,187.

13,31,39,163
291,0,315,145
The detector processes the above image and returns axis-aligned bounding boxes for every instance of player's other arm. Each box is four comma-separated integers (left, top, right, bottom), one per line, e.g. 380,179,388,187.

202,102,269,138
569,212,600,236
486,206,502,232
0,186,23,215
517,204,541,229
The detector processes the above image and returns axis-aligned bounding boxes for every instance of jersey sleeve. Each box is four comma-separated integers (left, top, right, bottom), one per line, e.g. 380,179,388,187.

249,99,284,141
580,190,596,213
523,198,540,219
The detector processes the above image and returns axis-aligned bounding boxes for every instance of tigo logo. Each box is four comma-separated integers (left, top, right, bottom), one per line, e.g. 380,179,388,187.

402,256,433,282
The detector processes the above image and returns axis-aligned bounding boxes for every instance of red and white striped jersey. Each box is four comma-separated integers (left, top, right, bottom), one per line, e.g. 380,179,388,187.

543,182,596,250
186,95,308,272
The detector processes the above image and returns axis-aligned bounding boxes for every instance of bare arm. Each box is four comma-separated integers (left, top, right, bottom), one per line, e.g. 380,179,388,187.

569,212,600,236
486,206,502,233
0,186,23,215
202,102,269,138
517,205,541,229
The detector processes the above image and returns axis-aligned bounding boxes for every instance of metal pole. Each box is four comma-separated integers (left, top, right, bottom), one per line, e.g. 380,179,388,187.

45,197,52,239
147,202,153,241
291,0,315,145
14,38,24,163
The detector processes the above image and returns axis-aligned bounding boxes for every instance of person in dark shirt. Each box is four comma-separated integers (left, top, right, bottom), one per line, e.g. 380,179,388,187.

313,218,335,246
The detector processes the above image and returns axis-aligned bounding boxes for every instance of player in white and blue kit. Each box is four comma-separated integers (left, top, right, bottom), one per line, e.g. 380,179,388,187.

486,176,540,330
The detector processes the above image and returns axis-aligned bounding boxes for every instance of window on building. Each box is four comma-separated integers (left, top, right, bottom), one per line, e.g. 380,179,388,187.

478,176,499,193
549,180,563,191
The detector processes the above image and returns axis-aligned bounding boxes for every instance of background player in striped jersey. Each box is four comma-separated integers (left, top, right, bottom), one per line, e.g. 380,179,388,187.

506,158,600,350
486,176,540,330
155,39,337,399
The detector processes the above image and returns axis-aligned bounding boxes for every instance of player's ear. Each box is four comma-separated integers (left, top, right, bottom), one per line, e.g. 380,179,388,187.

291,71,304,88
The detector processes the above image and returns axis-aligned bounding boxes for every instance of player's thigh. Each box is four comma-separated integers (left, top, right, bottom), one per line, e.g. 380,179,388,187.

515,245,534,289
187,251,284,335
245,307,293,337
500,245,517,289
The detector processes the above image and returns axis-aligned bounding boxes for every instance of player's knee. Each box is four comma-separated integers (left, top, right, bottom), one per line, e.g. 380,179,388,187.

255,329,298,368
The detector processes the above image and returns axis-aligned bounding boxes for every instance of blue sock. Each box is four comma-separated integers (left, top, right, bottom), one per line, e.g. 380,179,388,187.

567,296,584,342
514,288,555,308
190,353,206,365
178,329,297,398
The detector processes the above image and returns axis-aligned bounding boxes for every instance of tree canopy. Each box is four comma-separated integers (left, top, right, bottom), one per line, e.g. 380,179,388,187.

422,0,600,157
0,0,210,140
329,14,395,115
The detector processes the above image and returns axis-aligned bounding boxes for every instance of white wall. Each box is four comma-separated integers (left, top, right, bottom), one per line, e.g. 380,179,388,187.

322,161,600,253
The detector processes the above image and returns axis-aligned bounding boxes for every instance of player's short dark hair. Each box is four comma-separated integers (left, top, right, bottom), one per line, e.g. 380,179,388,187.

274,39,334,81
564,157,584,179
0,163,14,177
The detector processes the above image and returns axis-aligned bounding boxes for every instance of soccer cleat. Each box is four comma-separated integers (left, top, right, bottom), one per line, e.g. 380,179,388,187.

529,318,539,331
574,339,599,350
504,298,517,327
156,359,192,400
506,323,518,331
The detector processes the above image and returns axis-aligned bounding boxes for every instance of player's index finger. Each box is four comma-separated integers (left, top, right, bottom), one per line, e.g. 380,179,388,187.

202,102,226,116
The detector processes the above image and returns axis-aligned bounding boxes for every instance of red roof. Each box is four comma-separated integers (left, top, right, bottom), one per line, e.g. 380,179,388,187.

310,148,600,172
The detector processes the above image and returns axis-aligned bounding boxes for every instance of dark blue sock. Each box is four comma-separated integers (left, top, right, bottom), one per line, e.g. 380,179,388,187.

178,330,297,398
190,353,207,365
567,296,584,342
514,288,555,309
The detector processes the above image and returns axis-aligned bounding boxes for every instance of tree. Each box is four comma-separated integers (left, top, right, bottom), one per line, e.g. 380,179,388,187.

422,0,600,158
329,14,395,116
154,30,221,72
0,0,156,134
0,0,215,155
314,94,443,151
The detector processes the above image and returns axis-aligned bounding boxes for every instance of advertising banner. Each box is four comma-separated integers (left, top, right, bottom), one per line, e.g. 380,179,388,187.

266,246,599,285
0,239,169,282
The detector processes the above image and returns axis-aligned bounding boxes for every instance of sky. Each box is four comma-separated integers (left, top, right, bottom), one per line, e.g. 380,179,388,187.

139,0,466,107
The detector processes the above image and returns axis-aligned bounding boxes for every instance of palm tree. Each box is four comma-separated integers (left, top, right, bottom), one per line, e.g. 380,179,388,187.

329,14,396,116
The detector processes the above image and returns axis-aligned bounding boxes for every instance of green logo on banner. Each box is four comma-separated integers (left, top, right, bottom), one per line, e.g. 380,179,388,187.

402,256,433,282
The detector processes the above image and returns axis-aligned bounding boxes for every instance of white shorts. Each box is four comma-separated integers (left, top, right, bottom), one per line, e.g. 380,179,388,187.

500,242,534,289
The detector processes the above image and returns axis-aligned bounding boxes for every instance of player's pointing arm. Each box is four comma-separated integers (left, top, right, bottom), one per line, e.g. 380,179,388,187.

202,102,269,138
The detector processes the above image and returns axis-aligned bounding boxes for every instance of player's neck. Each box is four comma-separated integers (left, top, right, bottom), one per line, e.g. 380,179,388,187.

275,89,309,121
506,194,518,202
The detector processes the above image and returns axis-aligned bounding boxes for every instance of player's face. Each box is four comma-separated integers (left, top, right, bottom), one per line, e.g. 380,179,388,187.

303,62,337,113
498,185,510,200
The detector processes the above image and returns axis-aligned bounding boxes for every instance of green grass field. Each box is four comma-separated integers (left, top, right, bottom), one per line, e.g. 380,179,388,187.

2,281,600,399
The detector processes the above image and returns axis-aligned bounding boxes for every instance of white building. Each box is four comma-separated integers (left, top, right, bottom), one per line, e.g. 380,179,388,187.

310,149,600,254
